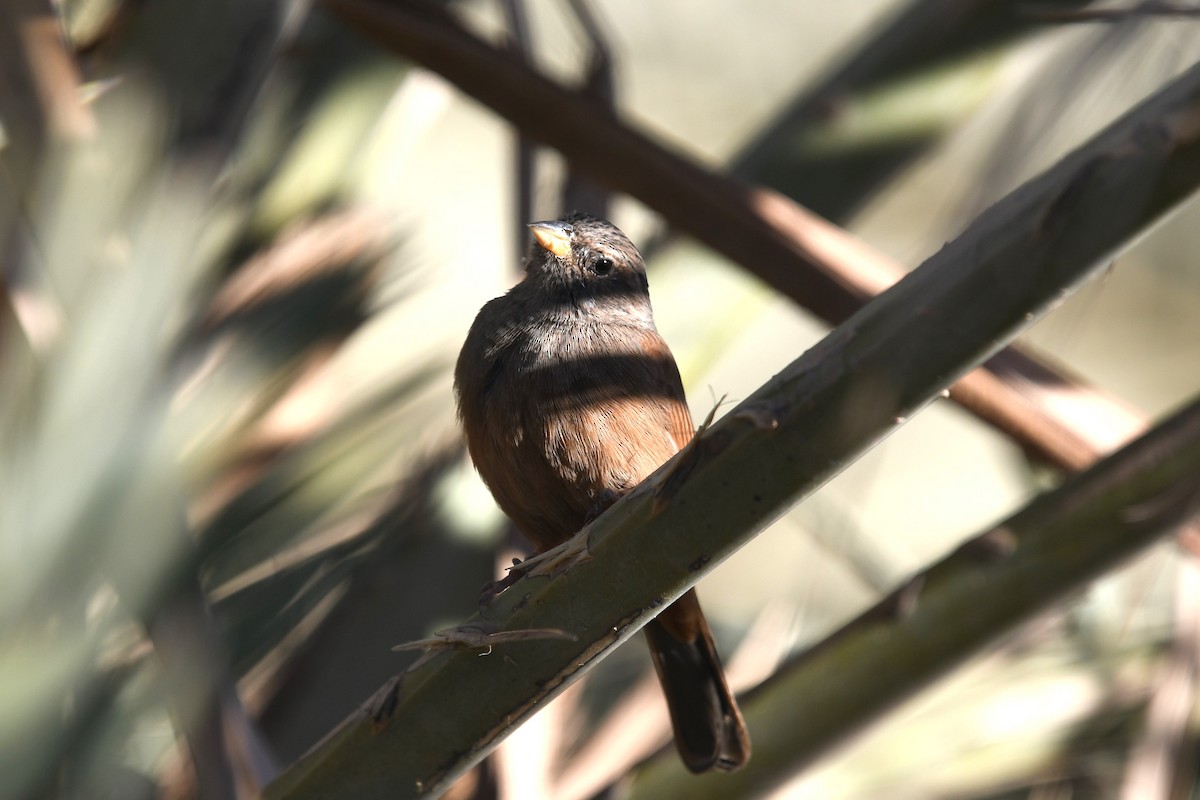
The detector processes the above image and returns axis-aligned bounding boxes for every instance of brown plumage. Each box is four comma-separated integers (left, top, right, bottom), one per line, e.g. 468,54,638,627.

454,213,750,773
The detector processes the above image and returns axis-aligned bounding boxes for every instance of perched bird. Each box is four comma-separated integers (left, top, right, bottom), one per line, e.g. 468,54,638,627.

454,212,749,773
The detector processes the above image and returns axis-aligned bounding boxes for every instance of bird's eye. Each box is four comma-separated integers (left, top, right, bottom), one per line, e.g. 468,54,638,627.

592,257,613,276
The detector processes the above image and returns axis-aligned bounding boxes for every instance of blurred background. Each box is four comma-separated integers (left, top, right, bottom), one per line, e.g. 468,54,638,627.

2,0,1200,798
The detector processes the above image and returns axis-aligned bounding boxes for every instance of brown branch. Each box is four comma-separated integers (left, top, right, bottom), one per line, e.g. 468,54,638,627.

321,0,1145,471
264,55,1200,795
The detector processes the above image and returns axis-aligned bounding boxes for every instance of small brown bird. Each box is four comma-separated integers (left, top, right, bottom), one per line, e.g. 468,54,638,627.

454,213,749,773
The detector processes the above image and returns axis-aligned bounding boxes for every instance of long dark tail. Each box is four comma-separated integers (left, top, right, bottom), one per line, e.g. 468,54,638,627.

643,589,750,773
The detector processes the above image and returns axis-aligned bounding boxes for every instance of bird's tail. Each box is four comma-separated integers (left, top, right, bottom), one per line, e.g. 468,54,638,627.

644,588,750,773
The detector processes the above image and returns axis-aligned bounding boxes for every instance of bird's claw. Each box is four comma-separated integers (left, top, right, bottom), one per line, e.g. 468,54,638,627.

477,534,593,610
516,532,594,579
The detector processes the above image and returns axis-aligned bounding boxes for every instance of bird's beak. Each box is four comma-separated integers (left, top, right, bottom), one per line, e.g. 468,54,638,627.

528,221,573,258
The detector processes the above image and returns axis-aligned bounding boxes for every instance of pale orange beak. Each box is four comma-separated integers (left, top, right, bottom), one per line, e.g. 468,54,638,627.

527,221,572,258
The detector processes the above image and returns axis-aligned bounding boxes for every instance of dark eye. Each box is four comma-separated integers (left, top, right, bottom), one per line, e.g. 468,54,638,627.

592,257,613,276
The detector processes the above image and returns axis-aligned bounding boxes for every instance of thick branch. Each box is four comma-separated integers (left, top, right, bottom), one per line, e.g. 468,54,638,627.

627,395,1200,798
322,0,1145,471
264,50,1200,799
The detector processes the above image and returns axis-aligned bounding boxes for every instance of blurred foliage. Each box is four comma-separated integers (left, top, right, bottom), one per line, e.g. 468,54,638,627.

1,1,1199,799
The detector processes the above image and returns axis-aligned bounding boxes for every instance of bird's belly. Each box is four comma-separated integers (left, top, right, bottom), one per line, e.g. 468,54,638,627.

475,389,676,549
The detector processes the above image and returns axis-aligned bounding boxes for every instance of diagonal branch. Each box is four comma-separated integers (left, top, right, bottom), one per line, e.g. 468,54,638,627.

627,396,1200,799
263,50,1200,799
322,0,1144,472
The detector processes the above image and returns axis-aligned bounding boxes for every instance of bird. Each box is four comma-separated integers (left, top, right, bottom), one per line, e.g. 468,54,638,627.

453,212,749,773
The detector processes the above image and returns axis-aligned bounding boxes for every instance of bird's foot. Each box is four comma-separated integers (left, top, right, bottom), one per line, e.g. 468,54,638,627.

515,531,594,579
477,533,594,610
